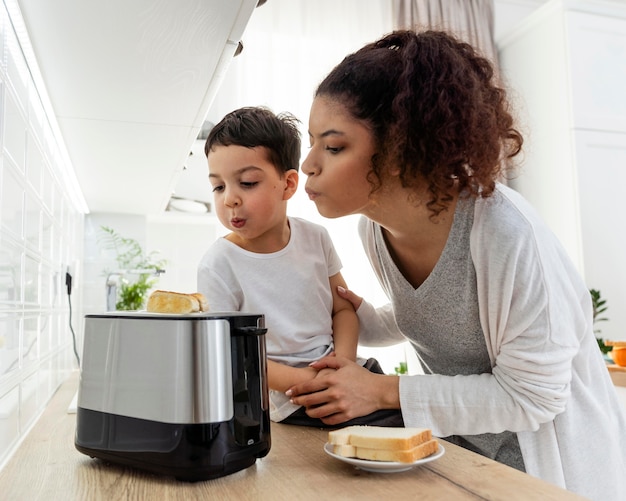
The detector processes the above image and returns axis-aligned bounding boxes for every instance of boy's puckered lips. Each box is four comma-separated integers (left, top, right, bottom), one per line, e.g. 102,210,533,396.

231,217,246,228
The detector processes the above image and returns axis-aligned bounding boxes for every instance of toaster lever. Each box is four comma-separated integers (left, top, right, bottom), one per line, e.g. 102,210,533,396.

235,326,268,336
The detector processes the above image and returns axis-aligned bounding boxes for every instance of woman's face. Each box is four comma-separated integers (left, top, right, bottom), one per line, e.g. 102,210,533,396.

301,96,377,218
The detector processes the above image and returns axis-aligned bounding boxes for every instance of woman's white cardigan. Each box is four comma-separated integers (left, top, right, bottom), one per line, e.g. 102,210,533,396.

355,184,626,500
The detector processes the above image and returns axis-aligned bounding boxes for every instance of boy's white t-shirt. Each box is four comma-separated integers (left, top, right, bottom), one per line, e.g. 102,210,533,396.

197,216,343,420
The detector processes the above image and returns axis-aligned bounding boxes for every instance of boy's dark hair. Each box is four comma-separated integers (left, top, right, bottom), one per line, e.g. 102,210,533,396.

205,106,301,173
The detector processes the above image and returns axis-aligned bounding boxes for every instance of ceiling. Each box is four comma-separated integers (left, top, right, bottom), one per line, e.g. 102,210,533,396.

16,0,261,215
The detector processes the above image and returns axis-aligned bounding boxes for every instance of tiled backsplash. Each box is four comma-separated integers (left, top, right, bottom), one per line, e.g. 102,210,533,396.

0,3,84,469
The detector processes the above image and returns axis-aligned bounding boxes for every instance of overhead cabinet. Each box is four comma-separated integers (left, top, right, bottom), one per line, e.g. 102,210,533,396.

15,0,259,214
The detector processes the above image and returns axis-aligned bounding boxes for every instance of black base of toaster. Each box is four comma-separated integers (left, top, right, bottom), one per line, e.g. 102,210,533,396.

75,407,271,481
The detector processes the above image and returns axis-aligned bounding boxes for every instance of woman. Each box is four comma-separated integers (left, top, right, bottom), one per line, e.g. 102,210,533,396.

287,30,626,500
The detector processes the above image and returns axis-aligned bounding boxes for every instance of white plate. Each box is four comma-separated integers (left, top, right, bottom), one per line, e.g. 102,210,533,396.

324,442,445,473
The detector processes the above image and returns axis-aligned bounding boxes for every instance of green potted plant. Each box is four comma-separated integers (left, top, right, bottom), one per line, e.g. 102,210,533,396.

394,360,408,375
590,288,611,355
99,226,167,310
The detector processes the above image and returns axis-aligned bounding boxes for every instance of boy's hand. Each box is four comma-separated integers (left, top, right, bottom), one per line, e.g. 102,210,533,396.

267,360,318,393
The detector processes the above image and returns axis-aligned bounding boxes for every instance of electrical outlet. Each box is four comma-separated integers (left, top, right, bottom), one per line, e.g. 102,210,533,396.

65,264,73,295
62,259,82,297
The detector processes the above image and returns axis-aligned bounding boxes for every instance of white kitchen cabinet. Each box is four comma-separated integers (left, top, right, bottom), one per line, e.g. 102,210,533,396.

575,130,626,341
498,0,626,341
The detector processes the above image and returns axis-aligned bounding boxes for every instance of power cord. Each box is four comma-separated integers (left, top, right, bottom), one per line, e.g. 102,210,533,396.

66,272,81,367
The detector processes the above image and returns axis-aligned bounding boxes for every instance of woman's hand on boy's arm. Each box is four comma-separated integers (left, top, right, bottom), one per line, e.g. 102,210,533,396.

329,272,359,362
336,284,363,311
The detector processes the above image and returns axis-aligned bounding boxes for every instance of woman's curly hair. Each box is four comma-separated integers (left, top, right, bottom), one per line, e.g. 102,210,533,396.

316,30,523,216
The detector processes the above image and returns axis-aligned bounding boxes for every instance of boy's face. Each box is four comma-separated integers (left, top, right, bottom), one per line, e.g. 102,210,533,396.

208,145,298,250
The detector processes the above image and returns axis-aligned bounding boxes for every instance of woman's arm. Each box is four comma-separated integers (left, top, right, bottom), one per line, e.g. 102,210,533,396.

329,272,359,361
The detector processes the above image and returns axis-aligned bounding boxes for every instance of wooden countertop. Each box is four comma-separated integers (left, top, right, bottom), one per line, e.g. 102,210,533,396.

0,373,586,501
607,363,626,387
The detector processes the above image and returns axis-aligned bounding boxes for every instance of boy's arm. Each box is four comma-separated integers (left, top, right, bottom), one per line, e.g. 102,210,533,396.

329,272,359,361
268,272,357,392
267,359,318,393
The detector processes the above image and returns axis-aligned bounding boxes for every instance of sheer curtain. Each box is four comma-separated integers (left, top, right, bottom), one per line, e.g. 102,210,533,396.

391,0,508,186
204,1,420,373
205,0,394,306
207,0,394,141
391,0,498,68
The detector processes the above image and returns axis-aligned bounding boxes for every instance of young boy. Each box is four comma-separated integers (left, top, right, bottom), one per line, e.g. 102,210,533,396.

197,106,402,427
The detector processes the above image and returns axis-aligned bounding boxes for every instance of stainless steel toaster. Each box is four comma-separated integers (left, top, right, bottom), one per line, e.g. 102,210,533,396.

75,311,271,481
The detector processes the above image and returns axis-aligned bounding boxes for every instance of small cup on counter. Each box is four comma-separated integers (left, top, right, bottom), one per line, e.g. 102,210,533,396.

606,340,626,367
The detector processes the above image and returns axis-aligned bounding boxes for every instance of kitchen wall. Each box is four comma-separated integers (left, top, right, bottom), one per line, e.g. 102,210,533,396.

0,3,83,469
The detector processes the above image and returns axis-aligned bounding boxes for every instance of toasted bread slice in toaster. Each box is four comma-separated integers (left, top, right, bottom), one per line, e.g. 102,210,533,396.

147,290,209,314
